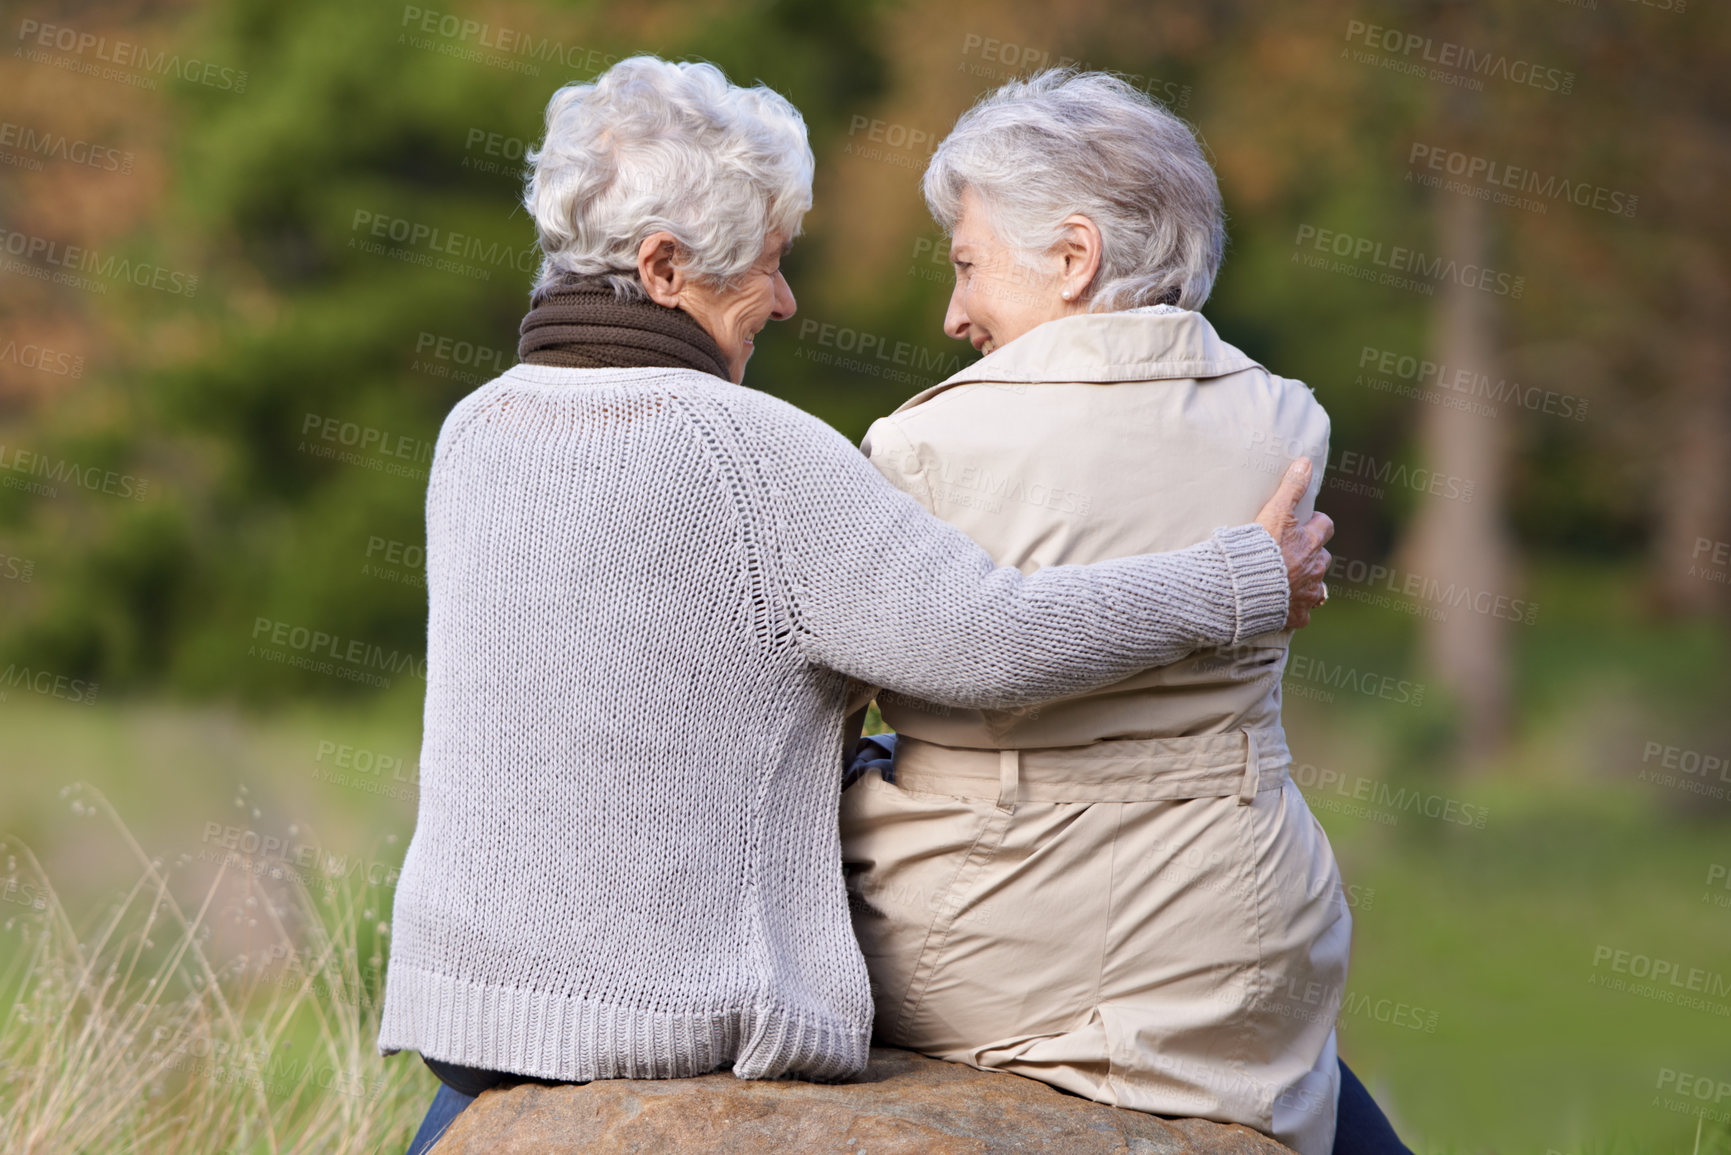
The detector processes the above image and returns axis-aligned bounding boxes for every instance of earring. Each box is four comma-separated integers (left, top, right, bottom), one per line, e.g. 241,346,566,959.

1061,289,1071,300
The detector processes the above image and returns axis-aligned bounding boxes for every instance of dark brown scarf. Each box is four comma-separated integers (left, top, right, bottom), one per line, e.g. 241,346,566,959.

517,274,730,380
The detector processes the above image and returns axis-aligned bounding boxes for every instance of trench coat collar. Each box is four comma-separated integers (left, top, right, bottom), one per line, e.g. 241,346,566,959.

889,307,1264,416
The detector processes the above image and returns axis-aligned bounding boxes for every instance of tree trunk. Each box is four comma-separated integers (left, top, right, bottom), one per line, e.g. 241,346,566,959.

1654,248,1731,614
1399,190,1515,761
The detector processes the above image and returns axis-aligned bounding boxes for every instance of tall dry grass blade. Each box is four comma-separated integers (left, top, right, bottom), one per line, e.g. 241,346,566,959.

0,783,431,1154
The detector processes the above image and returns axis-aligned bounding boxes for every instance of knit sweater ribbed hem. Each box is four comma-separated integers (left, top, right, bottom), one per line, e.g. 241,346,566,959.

378,962,871,1083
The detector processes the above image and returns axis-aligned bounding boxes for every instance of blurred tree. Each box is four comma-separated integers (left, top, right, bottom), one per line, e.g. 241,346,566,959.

1399,184,1514,757
1395,3,1516,759
1638,30,1731,616
1198,0,1731,760
1,0,1723,733
1,0,888,698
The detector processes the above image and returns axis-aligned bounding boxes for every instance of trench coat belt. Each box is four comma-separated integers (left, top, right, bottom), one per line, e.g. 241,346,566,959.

889,728,1291,812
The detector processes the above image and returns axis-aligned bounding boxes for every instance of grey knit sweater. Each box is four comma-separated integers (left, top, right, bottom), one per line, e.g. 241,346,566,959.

377,362,1290,1084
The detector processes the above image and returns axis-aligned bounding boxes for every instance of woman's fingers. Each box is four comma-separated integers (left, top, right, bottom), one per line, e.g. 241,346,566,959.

1305,509,1335,549
1252,458,1334,630
1255,458,1314,538
1286,546,1329,629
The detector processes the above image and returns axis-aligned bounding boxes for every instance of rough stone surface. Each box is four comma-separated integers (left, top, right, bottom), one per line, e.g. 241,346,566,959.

435,1046,1292,1154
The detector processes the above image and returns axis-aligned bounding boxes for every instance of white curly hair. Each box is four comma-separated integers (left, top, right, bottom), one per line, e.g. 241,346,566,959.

524,55,814,298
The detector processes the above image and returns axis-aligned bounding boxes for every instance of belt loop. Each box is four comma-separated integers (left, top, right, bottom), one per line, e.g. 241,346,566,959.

1237,729,1261,805
997,749,1020,812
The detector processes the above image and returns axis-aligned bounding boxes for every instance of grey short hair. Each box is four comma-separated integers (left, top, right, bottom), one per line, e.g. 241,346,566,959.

922,69,1225,311
524,55,813,298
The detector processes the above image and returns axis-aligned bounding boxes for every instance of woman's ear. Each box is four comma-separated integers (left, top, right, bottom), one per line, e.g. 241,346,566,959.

1056,214,1103,303
637,232,685,308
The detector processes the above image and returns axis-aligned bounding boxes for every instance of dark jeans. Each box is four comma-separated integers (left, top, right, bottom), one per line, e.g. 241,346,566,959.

1334,1058,1414,1154
404,1082,471,1155
405,1057,541,1155
404,1054,1410,1154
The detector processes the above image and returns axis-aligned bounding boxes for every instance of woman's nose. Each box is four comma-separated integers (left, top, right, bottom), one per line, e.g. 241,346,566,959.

771,272,796,321
943,284,970,341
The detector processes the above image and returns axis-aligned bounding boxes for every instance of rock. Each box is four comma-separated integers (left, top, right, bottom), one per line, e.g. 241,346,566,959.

434,1045,1291,1154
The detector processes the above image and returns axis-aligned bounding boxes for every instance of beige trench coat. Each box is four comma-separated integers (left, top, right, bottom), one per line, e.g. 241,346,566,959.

839,306,1349,1155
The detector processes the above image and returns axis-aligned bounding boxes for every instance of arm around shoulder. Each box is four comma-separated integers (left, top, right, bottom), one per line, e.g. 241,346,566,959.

736,396,1290,709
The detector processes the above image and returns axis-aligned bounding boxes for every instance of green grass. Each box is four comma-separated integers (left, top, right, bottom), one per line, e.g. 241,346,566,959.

1312,784,1730,1153
1277,559,1731,1153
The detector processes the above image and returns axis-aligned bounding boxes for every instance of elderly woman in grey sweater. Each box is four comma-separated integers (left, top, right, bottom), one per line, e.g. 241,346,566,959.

378,56,1330,1153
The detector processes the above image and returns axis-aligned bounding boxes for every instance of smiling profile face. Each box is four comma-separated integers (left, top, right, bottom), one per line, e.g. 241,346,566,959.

674,232,797,383
942,187,1085,356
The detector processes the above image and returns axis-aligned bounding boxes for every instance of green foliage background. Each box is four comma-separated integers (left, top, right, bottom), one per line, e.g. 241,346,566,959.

3,0,1724,704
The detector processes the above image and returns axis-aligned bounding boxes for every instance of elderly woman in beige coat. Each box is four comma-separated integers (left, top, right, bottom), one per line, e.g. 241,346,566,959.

839,72,1409,1155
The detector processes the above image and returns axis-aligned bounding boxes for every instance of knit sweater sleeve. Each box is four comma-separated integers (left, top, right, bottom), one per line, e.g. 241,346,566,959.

741,395,1291,711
